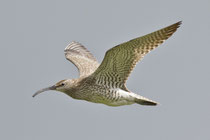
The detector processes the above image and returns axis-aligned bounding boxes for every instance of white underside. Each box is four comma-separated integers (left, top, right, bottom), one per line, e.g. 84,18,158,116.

103,88,137,106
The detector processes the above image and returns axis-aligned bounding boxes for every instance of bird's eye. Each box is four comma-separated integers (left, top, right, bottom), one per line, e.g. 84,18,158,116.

61,83,65,86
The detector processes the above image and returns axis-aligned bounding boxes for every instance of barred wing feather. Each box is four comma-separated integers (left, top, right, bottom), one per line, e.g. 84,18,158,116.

92,21,181,89
65,41,100,77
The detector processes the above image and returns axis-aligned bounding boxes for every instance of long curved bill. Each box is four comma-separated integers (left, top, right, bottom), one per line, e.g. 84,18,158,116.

32,85,56,97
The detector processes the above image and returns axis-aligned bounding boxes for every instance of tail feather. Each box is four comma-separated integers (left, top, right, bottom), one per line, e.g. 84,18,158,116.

134,95,158,106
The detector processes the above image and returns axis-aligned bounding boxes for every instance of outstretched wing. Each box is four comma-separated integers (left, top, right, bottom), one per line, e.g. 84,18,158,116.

65,41,100,77
92,21,181,89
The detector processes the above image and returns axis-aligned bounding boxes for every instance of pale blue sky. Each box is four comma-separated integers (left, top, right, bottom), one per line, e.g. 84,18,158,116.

1,0,210,139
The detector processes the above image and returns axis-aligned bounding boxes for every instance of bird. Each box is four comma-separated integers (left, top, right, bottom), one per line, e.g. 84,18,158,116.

33,21,181,107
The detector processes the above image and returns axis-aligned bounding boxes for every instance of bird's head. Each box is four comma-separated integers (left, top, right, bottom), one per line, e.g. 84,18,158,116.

32,79,74,97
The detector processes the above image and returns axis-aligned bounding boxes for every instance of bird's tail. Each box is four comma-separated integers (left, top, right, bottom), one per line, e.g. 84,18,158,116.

134,95,158,106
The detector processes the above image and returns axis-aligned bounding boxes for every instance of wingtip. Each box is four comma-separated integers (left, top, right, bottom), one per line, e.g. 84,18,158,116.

177,20,182,24
64,41,79,51
174,21,182,29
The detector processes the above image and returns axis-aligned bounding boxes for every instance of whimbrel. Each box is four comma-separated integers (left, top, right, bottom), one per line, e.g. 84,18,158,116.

33,21,181,106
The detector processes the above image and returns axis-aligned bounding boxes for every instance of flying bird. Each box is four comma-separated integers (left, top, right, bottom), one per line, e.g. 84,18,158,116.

33,21,181,106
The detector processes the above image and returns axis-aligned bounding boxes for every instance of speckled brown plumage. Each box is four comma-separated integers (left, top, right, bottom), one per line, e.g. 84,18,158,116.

33,21,181,106
92,21,181,90
64,41,100,77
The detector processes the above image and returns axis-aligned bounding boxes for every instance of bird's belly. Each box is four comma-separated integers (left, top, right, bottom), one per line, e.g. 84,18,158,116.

82,88,135,106
104,100,134,106
86,97,134,106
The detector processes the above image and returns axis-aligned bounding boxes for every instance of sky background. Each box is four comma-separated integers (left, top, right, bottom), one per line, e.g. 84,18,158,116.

1,0,210,140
